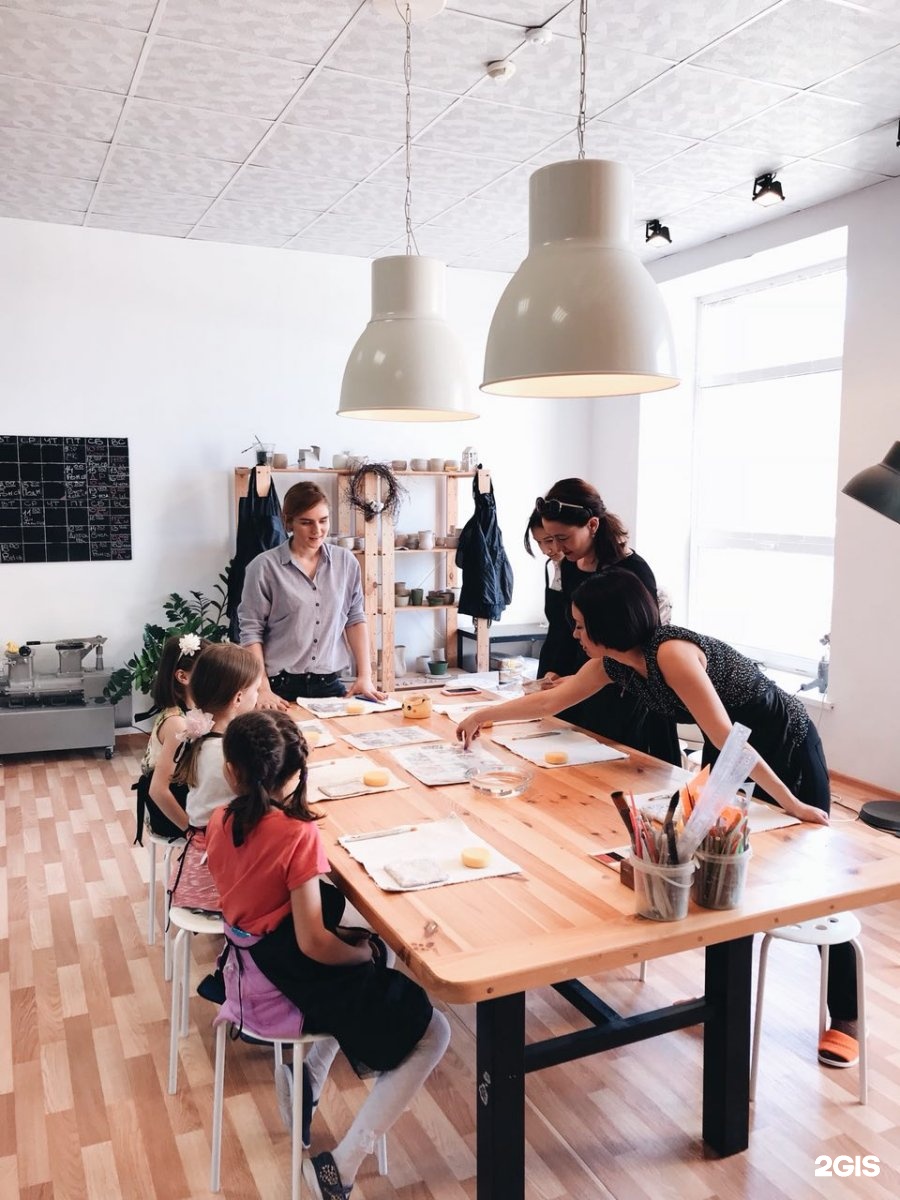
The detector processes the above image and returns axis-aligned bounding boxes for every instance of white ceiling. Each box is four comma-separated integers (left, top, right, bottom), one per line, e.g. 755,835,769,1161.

0,0,898,270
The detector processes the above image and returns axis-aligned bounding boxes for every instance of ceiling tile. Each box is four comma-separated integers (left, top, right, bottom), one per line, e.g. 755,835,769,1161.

370,145,519,197
85,213,194,237
639,141,793,195
0,199,85,224
693,0,900,89
530,122,696,173
0,127,109,180
4,1,156,31
117,97,271,160
391,225,500,259
190,226,291,248
0,167,95,209
226,165,352,210
416,97,573,161
102,145,238,197
725,157,886,208
89,184,211,222
200,198,322,236
329,7,525,94
286,234,382,257
160,1,359,62
429,196,524,239
471,164,535,209
714,92,889,157
137,38,309,119
284,68,456,139
447,1,562,23
330,183,459,225
550,0,778,61
816,123,900,177
632,178,717,220
601,64,793,141
814,42,900,114
470,34,672,117
0,8,144,92
302,210,404,244
852,0,900,15
255,123,398,181
0,76,124,141
667,193,761,237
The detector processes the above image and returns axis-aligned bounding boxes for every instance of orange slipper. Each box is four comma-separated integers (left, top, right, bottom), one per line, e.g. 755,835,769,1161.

817,1028,859,1069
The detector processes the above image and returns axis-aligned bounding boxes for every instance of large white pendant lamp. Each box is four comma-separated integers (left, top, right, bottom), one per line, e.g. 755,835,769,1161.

338,0,477,422
481,0,678,398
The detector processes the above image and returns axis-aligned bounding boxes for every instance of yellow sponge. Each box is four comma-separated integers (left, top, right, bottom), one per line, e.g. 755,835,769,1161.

344,701,366,715
460,846,491,868
362,769,389,789
303,729,321,747
544,750,569,765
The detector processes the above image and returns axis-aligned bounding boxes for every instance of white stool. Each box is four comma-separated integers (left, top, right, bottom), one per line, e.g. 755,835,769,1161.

167,906,225,1094
146,833,185,982
210,1022,388,1199
751,912,867,1104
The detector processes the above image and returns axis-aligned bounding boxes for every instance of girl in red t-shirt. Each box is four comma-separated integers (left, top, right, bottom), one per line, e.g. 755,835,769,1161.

207,711,449,1200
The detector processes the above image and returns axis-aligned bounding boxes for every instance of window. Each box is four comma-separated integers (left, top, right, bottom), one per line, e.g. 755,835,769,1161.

689,264,846,673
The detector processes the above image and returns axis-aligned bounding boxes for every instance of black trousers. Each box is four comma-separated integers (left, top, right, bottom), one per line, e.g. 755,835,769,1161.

269,670,347,700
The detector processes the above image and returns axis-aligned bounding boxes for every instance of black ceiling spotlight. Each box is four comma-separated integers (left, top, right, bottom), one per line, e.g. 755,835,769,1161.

645,218,672,246
752,171,785,206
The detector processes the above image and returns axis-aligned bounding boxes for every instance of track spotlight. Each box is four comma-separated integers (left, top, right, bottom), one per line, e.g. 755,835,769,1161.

752,172,785,206
645,219,671,246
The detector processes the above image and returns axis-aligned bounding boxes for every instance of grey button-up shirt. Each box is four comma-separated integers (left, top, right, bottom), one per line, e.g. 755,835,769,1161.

238,540,365,676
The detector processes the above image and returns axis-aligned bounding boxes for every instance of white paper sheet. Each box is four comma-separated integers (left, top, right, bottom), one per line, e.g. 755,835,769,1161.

338,814,522,891
388,740,505,786
296,697,402,719
294,719,335,748
432,699,539,725
339,726,442,751
306,755,409,803
492,729,629,768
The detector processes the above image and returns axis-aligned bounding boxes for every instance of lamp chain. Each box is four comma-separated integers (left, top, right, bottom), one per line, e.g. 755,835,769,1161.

403,1,414,254
577,0,587,159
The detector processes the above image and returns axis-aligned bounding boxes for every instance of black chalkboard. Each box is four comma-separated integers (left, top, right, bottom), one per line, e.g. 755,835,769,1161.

0,435,131,563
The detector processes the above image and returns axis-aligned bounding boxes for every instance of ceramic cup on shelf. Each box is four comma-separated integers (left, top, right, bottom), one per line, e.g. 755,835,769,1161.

337,537,354,549
391,459,408,471
428,457,443,471
443,460,459,471
332,452,349,469
409,588,424,606
411,458,428,471
395,595,410,607
428,660,449,675
418,530,435,550
431,648,447,663
406,535,419,549
394,581,407,593
273,453,288,469
395,532,409,547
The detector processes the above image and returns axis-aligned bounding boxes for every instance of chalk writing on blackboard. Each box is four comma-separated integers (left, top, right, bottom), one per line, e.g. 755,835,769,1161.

0,435,131,563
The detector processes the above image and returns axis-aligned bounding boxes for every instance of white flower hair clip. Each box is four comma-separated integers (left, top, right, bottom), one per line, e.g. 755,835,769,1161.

179,708,215,741
178,633,202,657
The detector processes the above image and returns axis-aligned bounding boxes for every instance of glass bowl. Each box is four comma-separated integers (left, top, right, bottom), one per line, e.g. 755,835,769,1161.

466,766,534,798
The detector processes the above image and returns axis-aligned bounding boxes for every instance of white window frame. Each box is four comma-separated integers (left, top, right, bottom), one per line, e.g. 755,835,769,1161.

688,260,846,674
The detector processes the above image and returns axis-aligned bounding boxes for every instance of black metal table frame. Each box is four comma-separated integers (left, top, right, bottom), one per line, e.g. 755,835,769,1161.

456,624,549,666
474,936,753,1199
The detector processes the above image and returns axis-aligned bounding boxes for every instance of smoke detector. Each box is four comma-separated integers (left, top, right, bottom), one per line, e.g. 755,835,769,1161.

525,27,554,46
486,59,517,83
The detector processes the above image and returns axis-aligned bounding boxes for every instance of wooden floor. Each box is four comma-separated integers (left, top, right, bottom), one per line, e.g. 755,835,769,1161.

1,736,899,1199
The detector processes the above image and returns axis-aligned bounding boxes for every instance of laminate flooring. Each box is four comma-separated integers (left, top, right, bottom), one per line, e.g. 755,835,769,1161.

1,737,899,1199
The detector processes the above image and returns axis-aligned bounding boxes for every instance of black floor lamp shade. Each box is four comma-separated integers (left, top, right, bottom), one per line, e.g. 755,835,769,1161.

842,441,900,524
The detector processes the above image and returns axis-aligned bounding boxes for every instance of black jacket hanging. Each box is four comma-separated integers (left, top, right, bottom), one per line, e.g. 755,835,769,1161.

455,470,513,622
226,468,286,642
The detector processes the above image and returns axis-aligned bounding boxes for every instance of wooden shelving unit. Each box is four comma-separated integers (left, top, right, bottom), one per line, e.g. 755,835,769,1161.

234,465,490,691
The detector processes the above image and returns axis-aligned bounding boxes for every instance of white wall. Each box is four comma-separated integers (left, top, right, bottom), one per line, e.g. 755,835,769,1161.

0,218,592,674
635,176,900,789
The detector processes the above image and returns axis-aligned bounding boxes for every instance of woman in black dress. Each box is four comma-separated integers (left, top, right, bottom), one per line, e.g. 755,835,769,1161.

530,478,681,765
457,569,859,1067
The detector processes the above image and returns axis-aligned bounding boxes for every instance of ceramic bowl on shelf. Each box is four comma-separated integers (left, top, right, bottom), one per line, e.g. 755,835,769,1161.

337,536,354,549
443,460,459,471
395,533,408,547
353,536,365,550
395,595,410,606
466,766,534,799
427,659,449,675
410,458,428,471
391,459,408,471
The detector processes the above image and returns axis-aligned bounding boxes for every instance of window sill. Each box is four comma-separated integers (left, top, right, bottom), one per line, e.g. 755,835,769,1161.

762,666,833,710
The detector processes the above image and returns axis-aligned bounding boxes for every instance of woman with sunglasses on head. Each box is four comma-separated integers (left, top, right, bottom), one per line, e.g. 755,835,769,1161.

529,478,681,765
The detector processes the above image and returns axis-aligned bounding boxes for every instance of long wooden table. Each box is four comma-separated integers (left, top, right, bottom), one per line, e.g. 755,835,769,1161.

297,697,900,1199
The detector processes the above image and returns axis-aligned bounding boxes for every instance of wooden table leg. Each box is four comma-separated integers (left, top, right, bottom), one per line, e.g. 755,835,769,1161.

476,992,525,1200
703,936,753,1155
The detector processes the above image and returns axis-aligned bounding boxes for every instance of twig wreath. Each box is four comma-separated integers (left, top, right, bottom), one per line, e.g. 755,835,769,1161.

346,462,407,523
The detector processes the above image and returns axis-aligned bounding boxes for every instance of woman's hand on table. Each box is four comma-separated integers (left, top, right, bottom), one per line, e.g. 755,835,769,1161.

457,709,492,748
347,677,388,702
256,684,289,712
781,794,829,825
538,672,567,690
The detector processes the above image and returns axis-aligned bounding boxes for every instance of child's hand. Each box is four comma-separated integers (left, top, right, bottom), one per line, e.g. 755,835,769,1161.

367,933,388,969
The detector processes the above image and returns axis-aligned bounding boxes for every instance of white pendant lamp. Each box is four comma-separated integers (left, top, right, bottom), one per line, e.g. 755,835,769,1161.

338,0,477,422
481,0,678,399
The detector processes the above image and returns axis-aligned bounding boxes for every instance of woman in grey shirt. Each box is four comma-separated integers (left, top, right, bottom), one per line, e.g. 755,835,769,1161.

239,482,385,708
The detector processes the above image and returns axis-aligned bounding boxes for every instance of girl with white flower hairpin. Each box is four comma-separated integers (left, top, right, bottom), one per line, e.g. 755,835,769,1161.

160,642,262,913
135,633,208,844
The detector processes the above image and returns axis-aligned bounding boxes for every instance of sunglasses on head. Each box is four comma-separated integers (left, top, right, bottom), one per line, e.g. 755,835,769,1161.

535,496,591,520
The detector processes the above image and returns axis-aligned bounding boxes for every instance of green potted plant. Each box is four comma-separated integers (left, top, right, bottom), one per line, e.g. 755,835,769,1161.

104,571,231,706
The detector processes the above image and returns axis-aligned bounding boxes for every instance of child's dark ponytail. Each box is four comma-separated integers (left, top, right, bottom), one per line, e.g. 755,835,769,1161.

223,711,317,847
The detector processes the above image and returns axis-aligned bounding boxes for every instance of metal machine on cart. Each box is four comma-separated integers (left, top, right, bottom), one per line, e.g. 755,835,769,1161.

0,636,116,758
